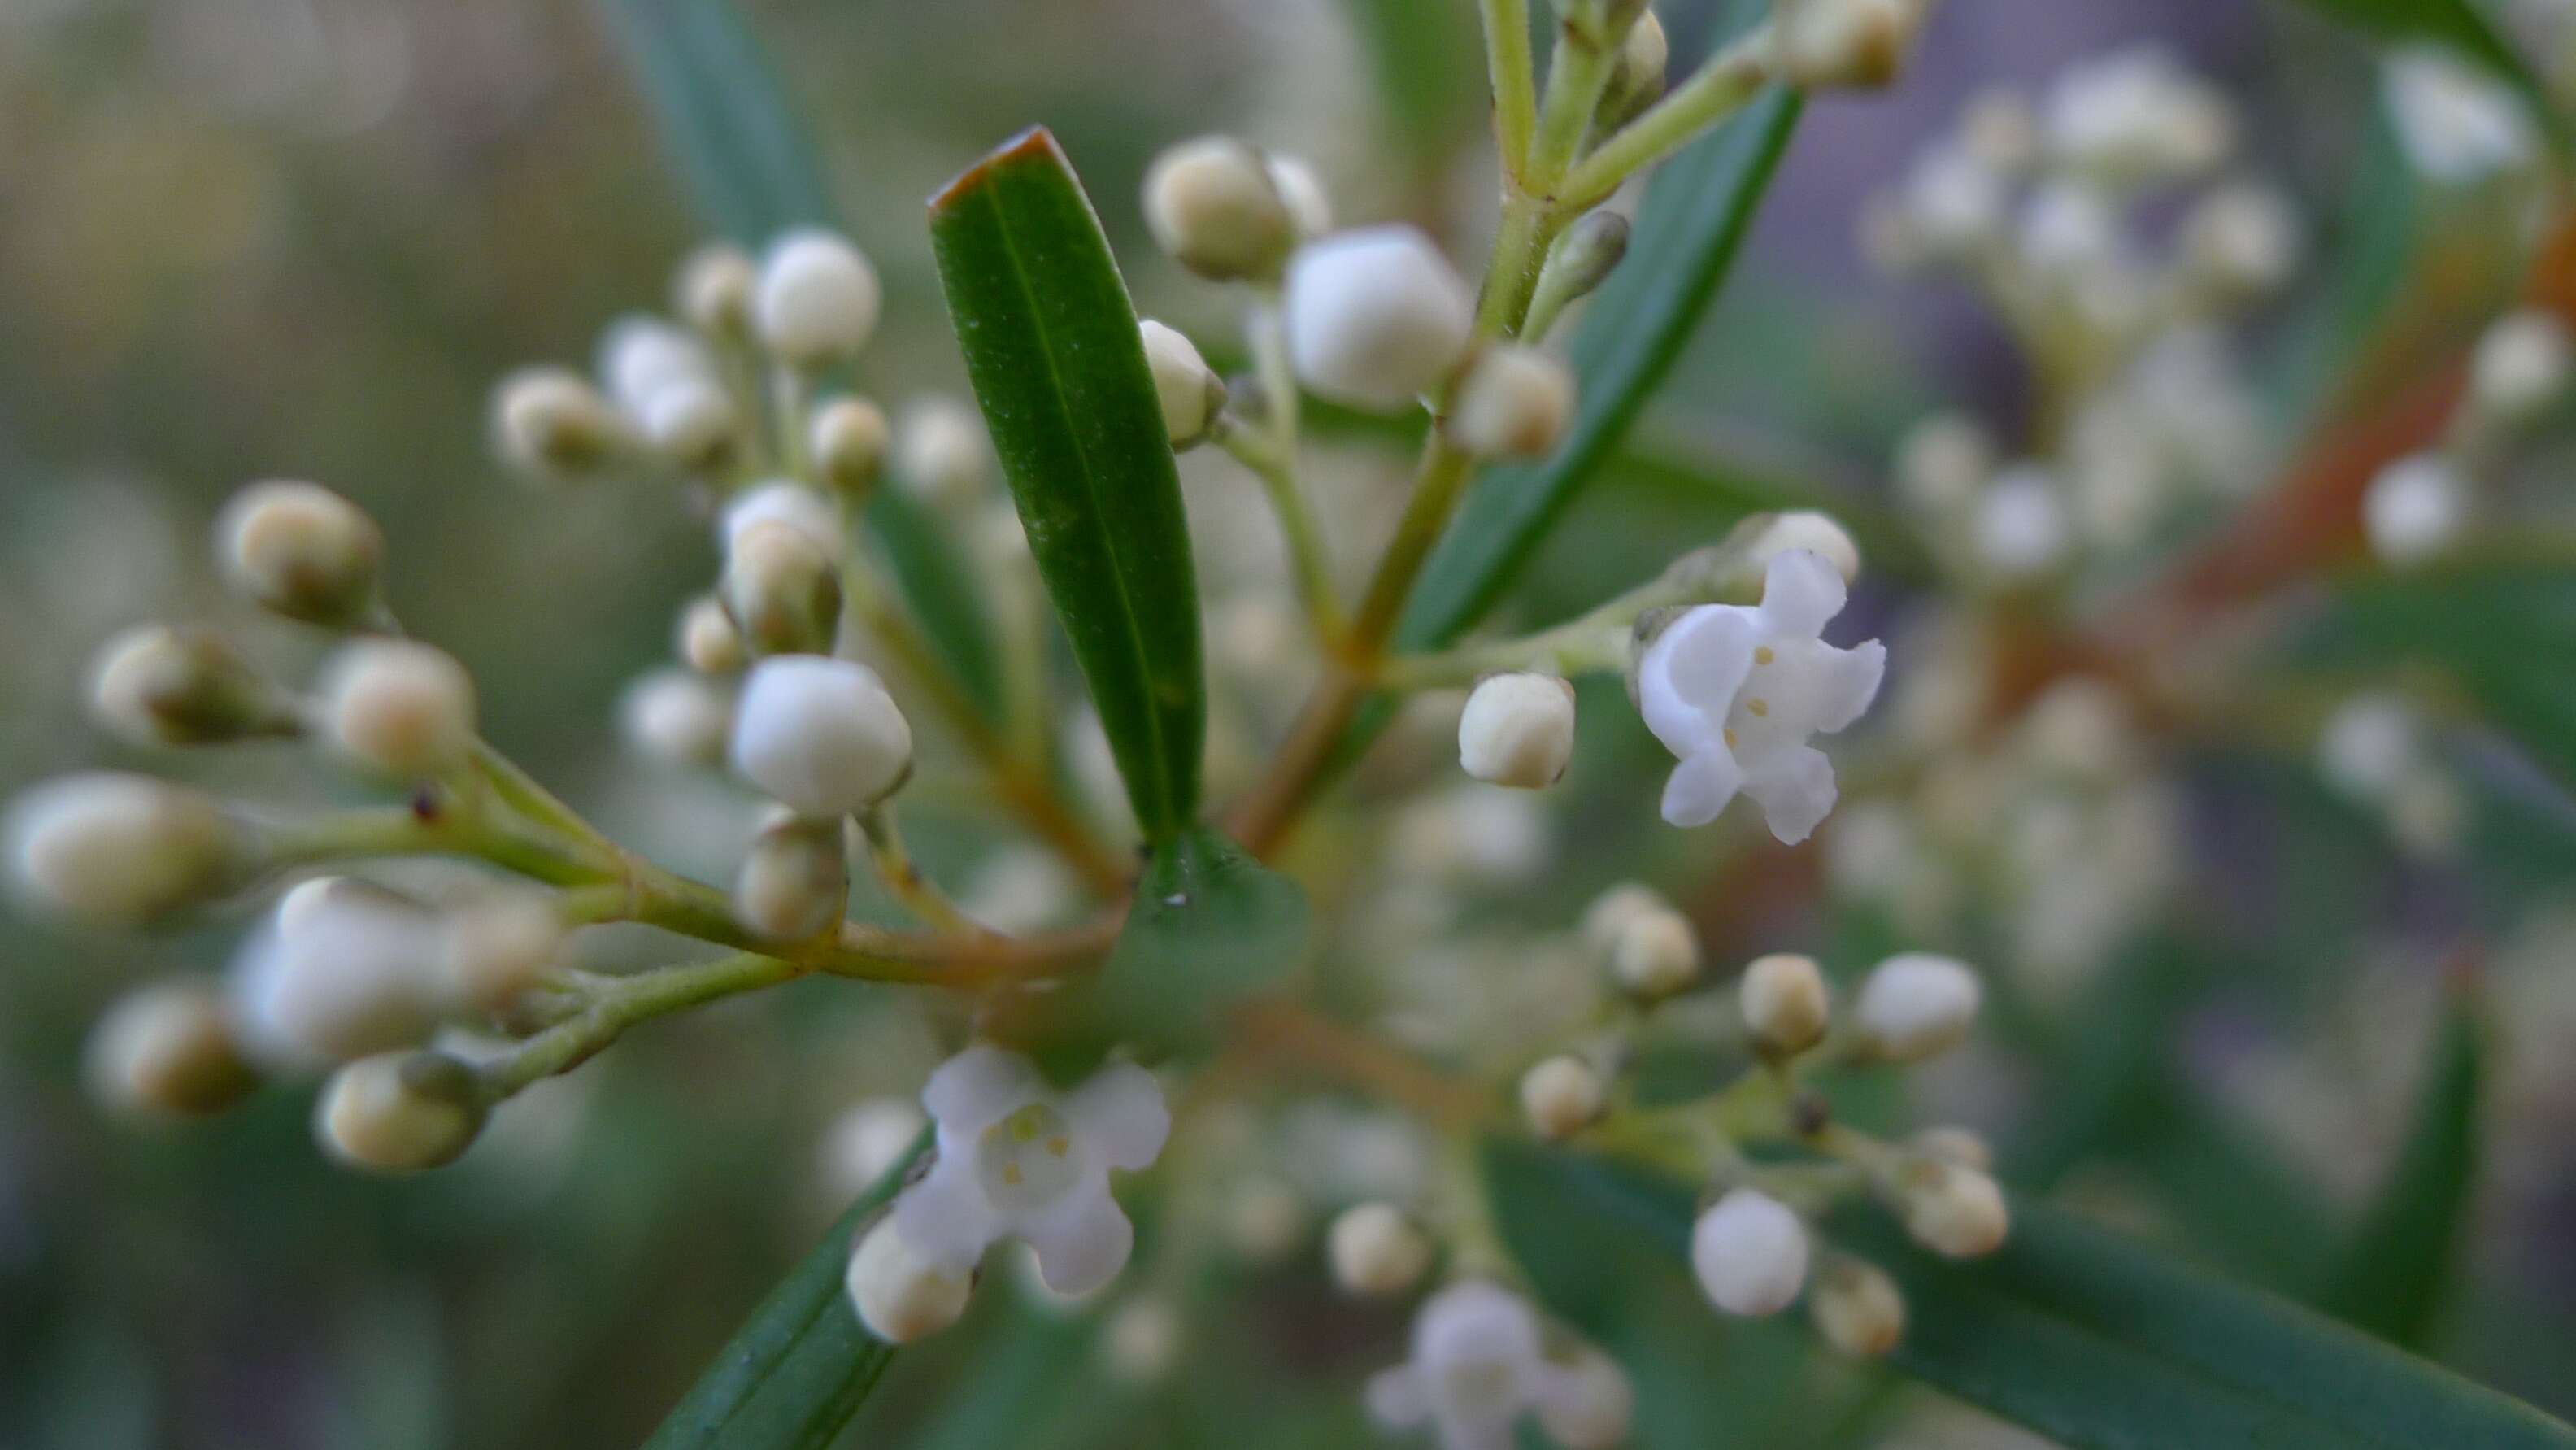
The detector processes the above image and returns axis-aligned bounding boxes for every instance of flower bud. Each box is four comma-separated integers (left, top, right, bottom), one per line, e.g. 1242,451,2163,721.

1581,882,1669,955
1458,673,1577,789
1773,0,1929,89
88,624,290,747
1285,227,1473,411
601,316,717,417
1447,346,1573,459
215,480,384,627
820,1096,927,1200
1103,1297,1182,1383
317,1050,485,1172
642,377,742,473
679,594,749,675
85,979,259,1118
1855,952,1981,1060
6,773,255,925
1138,320,1226,446
1912,1125,1992,1170
1960,88,2041,176
896,398,993,509
734,810,849,941
1541,211,1632,319
730,655,913,817
1536,1347,1635,1450
675,242,757,337
1898,1162,2008,1257
1691,1187,1808,1317
721,521,843,656
811,397,891,497
440,894,563,1015
847,1217,973,1343
1751,511,1861,585
2180,182,2302,301
2362,452,2466,567
1973,465,2072,579
1142,137,1296,281
1265,155,1334,241
1519,1054,1604,1140
233,877,444,1064
621,668,735,767
756,229,882,368
1610,906,1701,998
319,639,478,778
1740,952,1829,1055
2469,310,2572,429
1896,413,1995,515
1327,1202,1434,1295
1599,10,1668,127
494,367,635,482
1810,1258,1904,1356
722,481,842,554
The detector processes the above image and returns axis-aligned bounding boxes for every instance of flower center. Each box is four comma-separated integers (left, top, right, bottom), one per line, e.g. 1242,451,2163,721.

974,1103,1081,1211
1438,1356,1523,1421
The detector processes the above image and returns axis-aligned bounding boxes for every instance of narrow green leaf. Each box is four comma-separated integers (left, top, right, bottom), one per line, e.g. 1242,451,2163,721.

642,1129,930,1450
929,128,1208,844
1396,88,1804,651
1334,0,1485,165
2287,0,2567,155
2317,983,2487,1345
1482,1142,2576,1450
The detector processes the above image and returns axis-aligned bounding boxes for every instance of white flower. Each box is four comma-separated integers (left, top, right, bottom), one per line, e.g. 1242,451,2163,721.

2363,451,2467,565
729,655,913,817
1367,1282,1603,1450
2017,181,2124,280
1458,673,1577,789
1284,226,1473,411
2043,46,2234,183
1691,1187,1809,1316
1855,952,1982,1060
2384,49,2534,184
891,1044,1170,1296
1635,549,1886,843
755,229,882,368
2469,310,2573,427
1138,319,1225,445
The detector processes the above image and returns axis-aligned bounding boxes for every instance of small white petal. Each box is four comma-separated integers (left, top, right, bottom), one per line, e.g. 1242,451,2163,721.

1637,606,1756,758
1756,549,1848,639
1660,747,1747,830
921,1043,1043,1134
1020,1187,1134,1297
1064,1061,1170,1172
1365,1367,1432,1430
1808,638,1888,735
1744,744,1838,845
892,1156,1006,1274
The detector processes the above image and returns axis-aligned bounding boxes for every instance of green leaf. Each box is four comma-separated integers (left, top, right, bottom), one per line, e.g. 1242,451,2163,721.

642,1128,930,1450
1395,87,1804,651
929,128,1208,844
2317,982,2487,1345
1334,0,1484,165
1482,1143,2576,1449
2287,0,2566,155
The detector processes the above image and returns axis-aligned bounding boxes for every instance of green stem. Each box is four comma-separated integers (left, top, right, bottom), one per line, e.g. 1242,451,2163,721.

1482,0,1538,181
479,951,807,1096
1555,28,1773,217
856,802,986,937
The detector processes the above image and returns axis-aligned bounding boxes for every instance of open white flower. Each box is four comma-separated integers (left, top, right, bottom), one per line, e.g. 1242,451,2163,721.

891,1044,1169,1297
1635,549,1886,843
1367,1281,1606,1450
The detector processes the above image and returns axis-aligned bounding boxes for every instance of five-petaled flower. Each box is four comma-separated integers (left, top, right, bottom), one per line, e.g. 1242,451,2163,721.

1636,549,1886,844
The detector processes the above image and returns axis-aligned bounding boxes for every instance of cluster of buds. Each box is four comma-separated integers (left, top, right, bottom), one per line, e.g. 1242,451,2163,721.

2359,308,2570,567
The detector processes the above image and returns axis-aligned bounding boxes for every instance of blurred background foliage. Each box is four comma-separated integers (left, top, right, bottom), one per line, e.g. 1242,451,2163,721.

3,0,2574,1446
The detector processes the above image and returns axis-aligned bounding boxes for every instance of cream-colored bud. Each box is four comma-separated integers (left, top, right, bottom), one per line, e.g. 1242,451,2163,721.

676,242,758,337
734,811,848,941
1447,346,1574,459
1740,952,1829,1054
1810,1258,1904,1356
440,895,563,1014
1284,226,1474,411
1774,0,1929,89
721,520,843,657
679,594,749,675
6,774,255,925
847,1217,973,1343
820,1097,926,1200
1142,136,1296,281
1911,1125,1992,1170
1458,673,1577,789
756,229,882,368
811,397,890,497
88,624,289,747
1899,1163,2008,1257
1691,1187,1809,1317
1536,1347,1634,1450
494,367,634,481
2469,310,2572,428
235,877,443,1065
1855,952,1981,1060
1519,1054,1605,1140
1102,1297,1182,1383
730,655,913,817
1751,512,1861,584
1225,1178,1309,1261
896,398,993,510
1265,155,1334,241
2180,182,2302,300
1327,1202,1434,1295
215,480,384,627
1612,907,1701,998
317,1051,485,1172
85,980,258,1118
642,377,742,472
2363,453,2466,567
320,639,478,778
1600,11,1668,126
621,668,735,767
1581,882,1669,955
1138,320,1226,446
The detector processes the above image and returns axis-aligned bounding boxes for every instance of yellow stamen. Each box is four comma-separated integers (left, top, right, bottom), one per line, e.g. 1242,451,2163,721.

1047,1137,1070,1157
1754,646,1775,665
1747,698,1769,717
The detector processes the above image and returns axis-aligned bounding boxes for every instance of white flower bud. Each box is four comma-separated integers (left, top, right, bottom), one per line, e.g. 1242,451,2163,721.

1611,907,1701,998
2469,310,2572,428
1600,10,1668,125
642,377,742,472
2318,694,2420,803
722,481,842,554
1899,1163,2008,1257
1895,146,2008,263
1225,1178,1309,1262
847,1217,973,1343
2044,46,2234,183
1973,466,2072,579
820,1096,926,1200
1691,1187,1808,1317
1142,136,1297,281
439,895,563,1015
494,367,635,482
679,594,749,675
1810,1258,1904,1356
811,397,890,496
756,229,881,368
1138,320,1225,446
1535,1347,1634,1450
1740,952,1829,1055
1447,346,1574,459
730,655,912,817
1103,1297,1183,1383
1519,1055,1604,1140
1855,952,1981,1060
735,810,849,941
1911,1125,1993,1171
2363,452,2467,566
233,877,444,1065
621,668,735,767
1773,0,1929,89
2383,48,2532,185
721,520,843,656
85,980,258,1118
319,639,478,779
675,243,758,337
1581,882,1669,956
317,1050,485,1172
1265,154,1333,241
1752,511,1862,585
215,480,384,627
1327,1202,1434,1295
600,316,716,417
88,625,288,747
2181,182,2302,300
896,397,994,509
1285,227,1473,411
1897,412,1995,515
1458,673,1577,789
6,774,255,925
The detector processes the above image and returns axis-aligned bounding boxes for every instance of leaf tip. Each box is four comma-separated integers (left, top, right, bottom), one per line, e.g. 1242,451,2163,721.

930,125,1065,216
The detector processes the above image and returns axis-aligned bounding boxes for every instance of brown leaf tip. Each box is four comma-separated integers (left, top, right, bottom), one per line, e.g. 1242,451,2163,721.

931,126,1066,216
